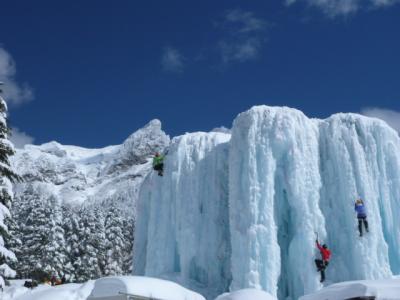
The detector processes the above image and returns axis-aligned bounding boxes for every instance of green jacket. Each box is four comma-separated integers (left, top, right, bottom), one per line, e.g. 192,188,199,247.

153,155,164,167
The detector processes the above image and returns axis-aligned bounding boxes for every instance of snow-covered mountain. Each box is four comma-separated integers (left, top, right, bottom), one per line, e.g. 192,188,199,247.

11,119,170,215
134,106,400,300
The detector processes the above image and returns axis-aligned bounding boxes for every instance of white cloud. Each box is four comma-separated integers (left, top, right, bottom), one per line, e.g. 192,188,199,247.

219,38,262,63
286,0,400,17
161,47,185,73
361,107,400,133
225,9,267,33
0,47,34,106
9,127,35,148
218,9,268,64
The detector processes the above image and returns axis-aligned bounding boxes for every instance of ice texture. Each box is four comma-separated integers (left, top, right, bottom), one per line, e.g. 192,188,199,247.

134,106,400,300
134,132,231,298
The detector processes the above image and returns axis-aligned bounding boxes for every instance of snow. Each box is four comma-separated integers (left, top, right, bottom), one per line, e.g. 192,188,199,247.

1,281,94,300
215,289,277,300
11,119,170,213
134,106,400,300
0,263,17,278
88,276,205,300
2,276,204,300
300,278,400,300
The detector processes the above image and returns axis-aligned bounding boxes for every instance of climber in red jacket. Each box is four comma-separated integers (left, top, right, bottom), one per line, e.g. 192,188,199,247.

314,239,331,283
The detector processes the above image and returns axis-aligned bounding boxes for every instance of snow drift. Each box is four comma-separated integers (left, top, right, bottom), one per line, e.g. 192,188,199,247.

88,276,205,300
300,278,400,300
134,106,400,300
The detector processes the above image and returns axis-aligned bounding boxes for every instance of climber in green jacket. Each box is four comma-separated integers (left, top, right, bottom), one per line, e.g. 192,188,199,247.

153,152,164,176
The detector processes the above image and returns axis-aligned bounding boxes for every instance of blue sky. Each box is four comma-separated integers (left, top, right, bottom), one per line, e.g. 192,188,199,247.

0,0,399,148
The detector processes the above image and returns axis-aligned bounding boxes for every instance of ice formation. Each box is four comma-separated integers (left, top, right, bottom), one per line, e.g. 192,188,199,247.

135,132,231,297
134,106,400,300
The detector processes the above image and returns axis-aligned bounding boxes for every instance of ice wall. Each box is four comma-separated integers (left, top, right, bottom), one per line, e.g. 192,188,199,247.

134,132,231,297
134,106,400,300
229,107,325,298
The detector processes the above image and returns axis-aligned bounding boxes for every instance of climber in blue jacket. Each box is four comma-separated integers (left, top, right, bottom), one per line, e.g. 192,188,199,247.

355,198,369,237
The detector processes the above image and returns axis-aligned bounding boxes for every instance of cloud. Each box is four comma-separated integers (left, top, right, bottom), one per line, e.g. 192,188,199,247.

0,47,34,106
161,47,185,73
9,127,35,149
224,9,267,33
218,9,268,64
219,38,262,63
361,107,400,133
285,0,400,17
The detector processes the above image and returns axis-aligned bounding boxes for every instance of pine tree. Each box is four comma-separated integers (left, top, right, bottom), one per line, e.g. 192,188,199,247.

4,216,22,278
122,217,134,274
0,91,21,286
104,205,125,275
62,206,80,282
16,185,68,280
74,207,106,281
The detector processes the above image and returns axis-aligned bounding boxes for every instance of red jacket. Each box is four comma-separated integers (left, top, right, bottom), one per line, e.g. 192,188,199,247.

317,241,331,261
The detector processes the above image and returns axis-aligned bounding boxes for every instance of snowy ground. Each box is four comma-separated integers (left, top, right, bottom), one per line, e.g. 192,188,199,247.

1,276,204,300
4,277,400,300
2,280,94,300
300,278,400,300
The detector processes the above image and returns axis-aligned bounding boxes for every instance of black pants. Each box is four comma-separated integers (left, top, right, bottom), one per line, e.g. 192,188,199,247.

153,163,164,176
315,259,328,282
358,216,369,236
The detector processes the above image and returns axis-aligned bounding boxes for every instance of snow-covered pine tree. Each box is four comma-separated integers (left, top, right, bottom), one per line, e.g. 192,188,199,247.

104,204,125,275
4,216,22,278
62,205,80,282
122,217,134,274
16,185,68,280
0,92,20,286
74,206,106,281
93,207,107,275
44,194,69,278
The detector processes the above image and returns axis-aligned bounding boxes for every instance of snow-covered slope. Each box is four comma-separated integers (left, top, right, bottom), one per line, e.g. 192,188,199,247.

11,119,170,214
134,106,400,300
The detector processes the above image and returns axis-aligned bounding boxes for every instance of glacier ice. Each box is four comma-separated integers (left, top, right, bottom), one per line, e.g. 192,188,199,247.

134,106,400,300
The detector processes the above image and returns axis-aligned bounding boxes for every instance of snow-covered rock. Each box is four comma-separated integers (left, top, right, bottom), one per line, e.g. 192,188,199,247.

11,119,170,214
215,289,277,300
300,278,400,300
87,276,205,300
134,106,400,300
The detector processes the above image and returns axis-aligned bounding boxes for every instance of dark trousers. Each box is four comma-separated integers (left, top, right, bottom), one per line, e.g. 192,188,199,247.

315,259,328,282
153,163,164,176
358,216,369,236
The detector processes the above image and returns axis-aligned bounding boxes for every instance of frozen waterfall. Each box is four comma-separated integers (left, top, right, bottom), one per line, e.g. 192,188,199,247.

134,106,400,300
